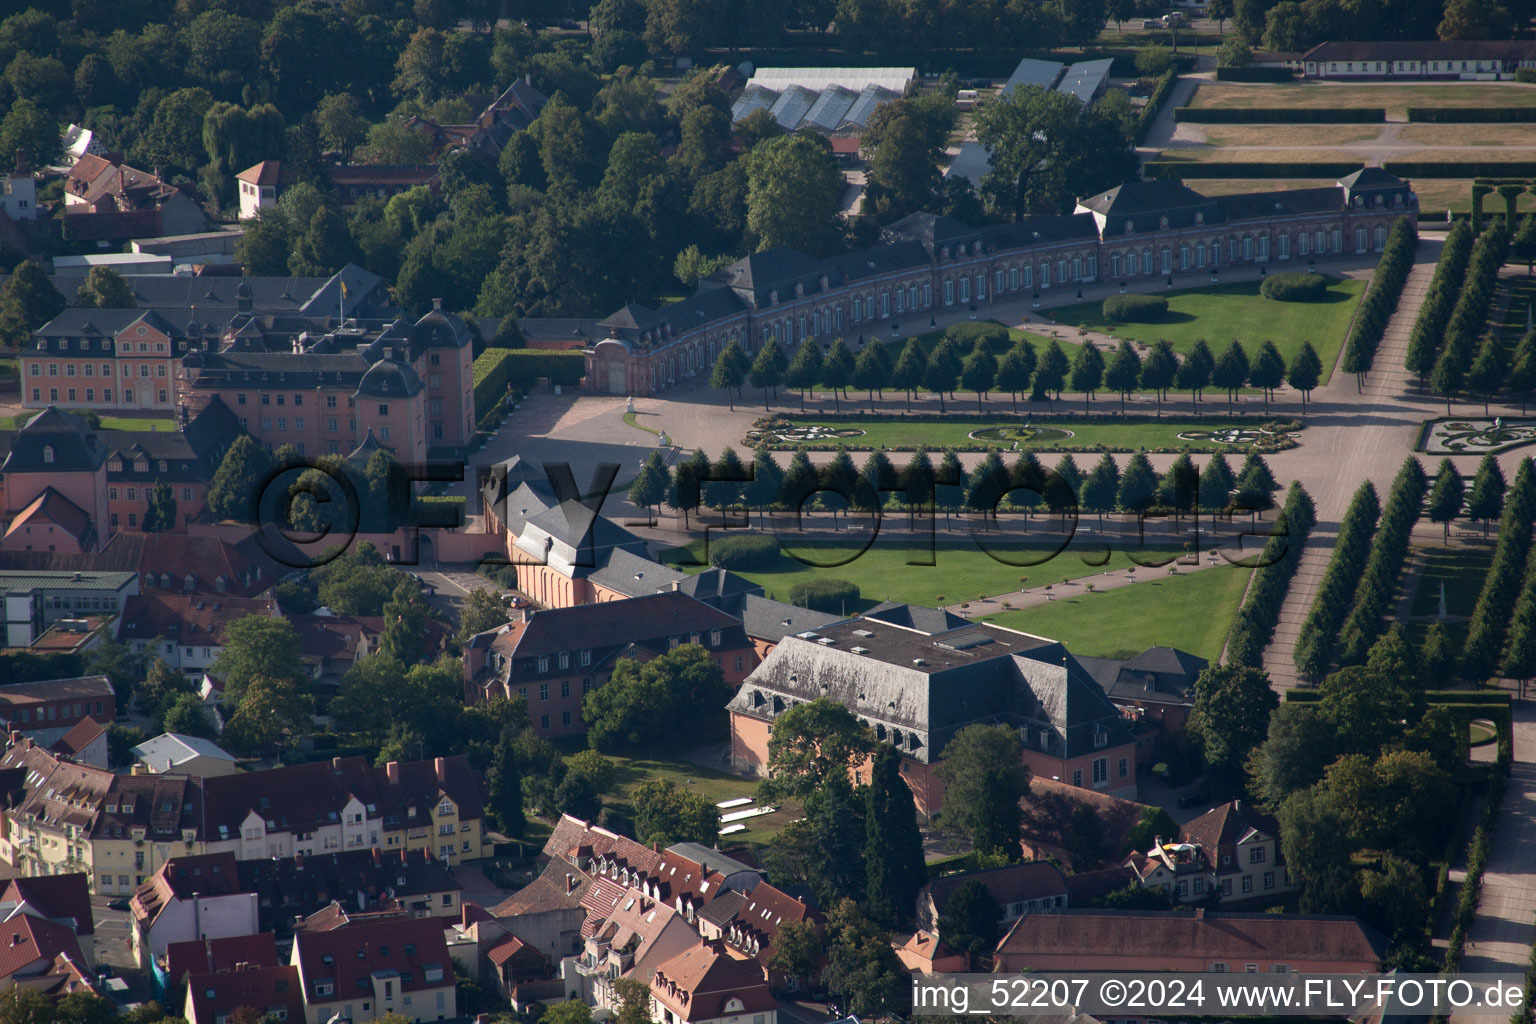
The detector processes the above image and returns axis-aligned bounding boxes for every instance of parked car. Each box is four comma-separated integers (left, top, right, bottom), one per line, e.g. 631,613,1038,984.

1176,791,1210,808
106,898,131,912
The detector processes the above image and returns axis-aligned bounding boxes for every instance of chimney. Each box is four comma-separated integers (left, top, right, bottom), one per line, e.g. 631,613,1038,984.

431,297,443,312
1194,907,1205,919
434,757,446,783
332,757,344,770
670,579,681,592
386,761,400,785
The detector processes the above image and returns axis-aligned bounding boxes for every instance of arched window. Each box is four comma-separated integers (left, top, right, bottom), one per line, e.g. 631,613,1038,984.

1008,266,1018,290
1242,236,1253,260
908,284,917,308
895,288,905,313
853,296,863,320
943,279,954,305
834,306,844,330
959,276,970,303
922,281,932,306
1072,257,1083,280
1110,254,1121,277
1039,261,1051,287
880,291,890,317
975,272,985,299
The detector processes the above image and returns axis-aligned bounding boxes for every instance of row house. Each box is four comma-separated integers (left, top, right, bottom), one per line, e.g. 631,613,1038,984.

587,171,1417,395
118,593,278,674
466,591,756,737
1302,39,1536,78
728,615,1139,816
199,755,486,867
0,911,97,997
133,847,461,968
647,943,777,1024
0,737,199,893
290,914,457,1024
1126,800,1296,905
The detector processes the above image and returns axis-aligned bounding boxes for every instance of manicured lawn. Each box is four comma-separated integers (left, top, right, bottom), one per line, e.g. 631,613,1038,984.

1408,546,1492,620
582,750,801,845
0,411,176,431
1042,278,1364,384
661,536,1183,610
1187,82,1536,119
759,417,1280,452
981,565,1254,662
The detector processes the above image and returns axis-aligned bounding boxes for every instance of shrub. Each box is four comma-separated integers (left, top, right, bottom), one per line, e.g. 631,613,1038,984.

1405,220,1473,379
945,321,1010,351
788,578,860,614
708,533,781,570
1102,294,1168,322
473,348,585,417
1341,217,1417,377
1259,272,1329,302
1135,70,1178,145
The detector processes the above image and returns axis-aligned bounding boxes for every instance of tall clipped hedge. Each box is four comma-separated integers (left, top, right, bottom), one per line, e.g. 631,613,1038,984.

1174,107,1385,123
1384,160,1536,178
1225,481,1317,667
1136,70,1179,145
1144,160,1362,179
1462,459,1536,682
1407,107,1536,123
472,348,585,416
1341,217,1418,381
1292,479,1381,681
1336,457,1428,664
1404,220,1473,383
1438,219,1511,376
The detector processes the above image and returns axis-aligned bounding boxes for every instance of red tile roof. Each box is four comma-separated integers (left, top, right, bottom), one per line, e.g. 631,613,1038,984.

650,944,776,1023
166,933,280,985
1,875,95,936
132,854,243,928
292,914,453,1005
0,915,88,986
4,488,94,547
118,593,277,648
51,718,107,760
995,909,1387,964
185,964,303,1024
236,161,284,186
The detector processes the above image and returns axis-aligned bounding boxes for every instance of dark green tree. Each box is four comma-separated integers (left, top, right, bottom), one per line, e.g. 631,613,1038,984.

141,480,178,533
1104,339,1142,412
487,726,525,837
936,879,1004,960
1287,340,1323,410
1177,338,1215,402
1189,664,1279,797
823,337,855,409
1249,340,1286,413
710,339,749,409
784,337,823,411
1426,457,1465,541
1139,338,1178,416
1069,341,1105,413
934,724,1028,860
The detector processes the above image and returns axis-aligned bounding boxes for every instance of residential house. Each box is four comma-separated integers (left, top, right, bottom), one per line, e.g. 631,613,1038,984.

29,618,113,662
184,962,304,1024
290,613,447,685
326,165,440,205
728,616,1139,816
647,943,777,1024
49,719,109,770
1076,646,1205,762
0,676,115,744
404,77,549,159
1,170,37,221
1125,800,1294,904
62,154,206,241
118,594,278,674
992,907,1386,973
1019,777,1162,868
289,914,457,1024
0,913,96,997
486,860,592,964
891,930,966,973
199,755,486,866
236,161,287,221
131,734,242,779
165,932,282,990
130,853,257,970
917,863,1068,942
693,881,819,993
0,875,95,937
0,408,111,553
571,888,699,1011
1302,39,1536,78
467,591,756,736
236,847,462,935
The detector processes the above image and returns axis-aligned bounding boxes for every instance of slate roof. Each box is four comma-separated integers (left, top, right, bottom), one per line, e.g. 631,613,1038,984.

1302,39,1536,61
235,847,460,933
356,355,424,398
862,602,970,633
507,592,745,662
922,862,1068,919
1076,645,1206,706
0,407,108,474
123,275,328,313
730,617,1133,762
736,594,839,643
1078,182,1226,237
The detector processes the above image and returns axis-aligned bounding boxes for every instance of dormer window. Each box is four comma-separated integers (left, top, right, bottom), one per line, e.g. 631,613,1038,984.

41,446,53,464
1124,220,1134,234
1195,211,1205,225
135,459,148,472
1159,216,1169,229
109,460,122,472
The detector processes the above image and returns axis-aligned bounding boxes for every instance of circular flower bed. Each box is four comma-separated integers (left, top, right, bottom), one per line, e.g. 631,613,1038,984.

744,425,867,443
969,425,1076,443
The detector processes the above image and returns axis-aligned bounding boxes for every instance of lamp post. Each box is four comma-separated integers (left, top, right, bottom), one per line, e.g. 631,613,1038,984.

1211,267,1219,285
1119,281,1127,294
1076,287,1083,299
1032,291,1040,310
1260,263,1266,278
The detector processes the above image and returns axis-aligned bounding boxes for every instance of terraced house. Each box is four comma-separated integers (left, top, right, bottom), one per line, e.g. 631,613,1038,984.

585,171,1417,395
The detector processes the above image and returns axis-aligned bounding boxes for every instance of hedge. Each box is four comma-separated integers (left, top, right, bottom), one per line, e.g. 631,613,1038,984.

1224,481,1316,667
1144,160,1362,179
1341,217,1418,379
1519,68,1536,84
1407,106,1536,123
1436,219,1510,381
1292,479,1381,681
1462,458,1536,682
1384,160,1536,177
1174,106,1384,123
1259,272,1329,302
1404,220,1473,380
472,348,584,417
708,533,782,570
1335,457,1427,664
1214,67,1296,82
788,578,861,614
1102,293,1169,321
1135,69,1179,145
